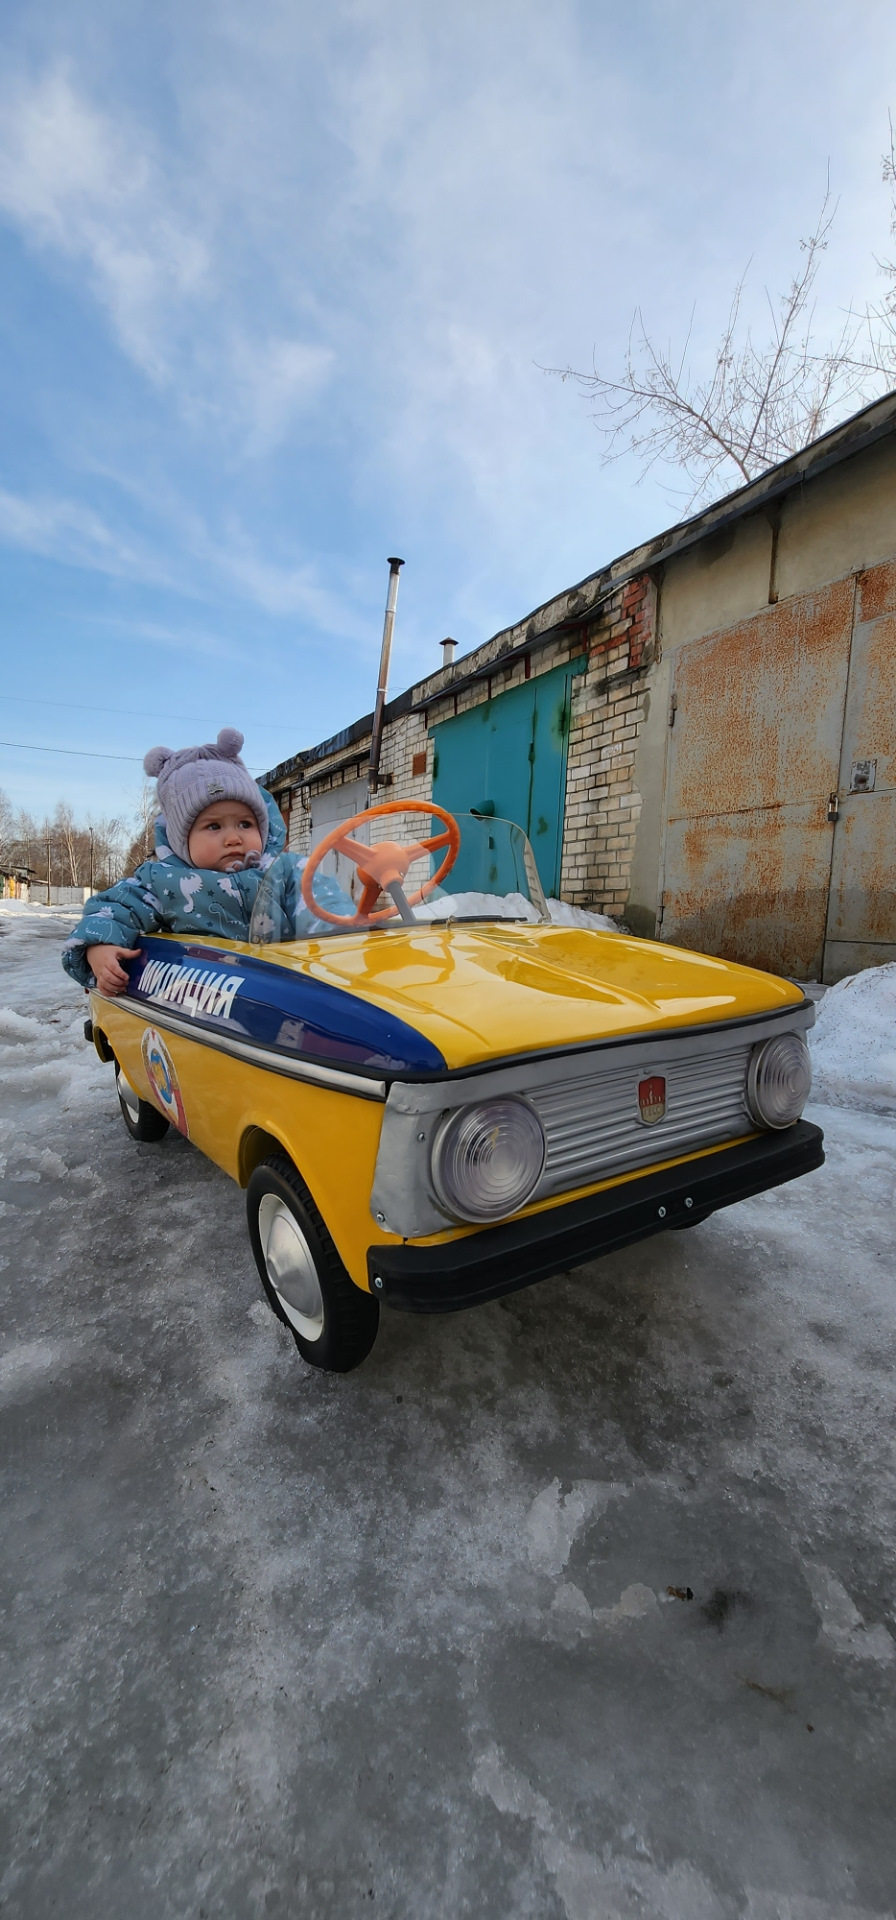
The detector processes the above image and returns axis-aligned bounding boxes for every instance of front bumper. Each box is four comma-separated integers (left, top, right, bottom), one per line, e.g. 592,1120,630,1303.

367,1120,824,1313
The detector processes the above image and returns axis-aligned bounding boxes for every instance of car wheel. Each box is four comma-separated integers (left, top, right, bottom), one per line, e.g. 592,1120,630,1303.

246,1154,379,1373
115,1062,170,1142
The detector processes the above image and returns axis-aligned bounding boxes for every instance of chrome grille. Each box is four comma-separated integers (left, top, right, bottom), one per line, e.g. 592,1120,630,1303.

371,1004,814,1238
530,1042,753,1197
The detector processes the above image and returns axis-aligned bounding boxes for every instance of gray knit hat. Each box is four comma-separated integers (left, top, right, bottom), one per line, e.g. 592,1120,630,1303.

143,728,268,863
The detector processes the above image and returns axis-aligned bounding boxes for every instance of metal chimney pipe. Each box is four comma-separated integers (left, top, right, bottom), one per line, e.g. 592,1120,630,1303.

440,637,457,668
368,557,404,797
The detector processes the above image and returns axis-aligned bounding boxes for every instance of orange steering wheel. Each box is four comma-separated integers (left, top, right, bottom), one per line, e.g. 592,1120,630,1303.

301,799,462,927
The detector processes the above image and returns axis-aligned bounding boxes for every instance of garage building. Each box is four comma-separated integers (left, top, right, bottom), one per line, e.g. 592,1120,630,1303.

263,391,896,984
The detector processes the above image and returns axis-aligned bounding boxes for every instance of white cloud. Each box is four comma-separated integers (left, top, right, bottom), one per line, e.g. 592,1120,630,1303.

2,3,895,683
230,335,335,453
0,69,209,382
102,619,248,666
0,484,160,579
0,67,333,437
0,479,372,644
204,529,373,637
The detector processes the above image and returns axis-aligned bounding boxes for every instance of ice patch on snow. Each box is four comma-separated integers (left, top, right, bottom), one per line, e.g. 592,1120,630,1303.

473,1743,552,1830
526,1478,628,1573
745,1894,895,1920
551,1581,593,1620
474,1746,727,1920
550,1579,657,1630
0,1338,66,1401
809,963,896,1115
541,1833,725,1920
802,1561,894,1662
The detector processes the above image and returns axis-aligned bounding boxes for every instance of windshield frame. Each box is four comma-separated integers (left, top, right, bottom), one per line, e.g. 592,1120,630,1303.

248,810,551,946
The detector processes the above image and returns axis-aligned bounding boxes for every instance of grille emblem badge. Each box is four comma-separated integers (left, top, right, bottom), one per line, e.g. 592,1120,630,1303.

638,1075,666,1125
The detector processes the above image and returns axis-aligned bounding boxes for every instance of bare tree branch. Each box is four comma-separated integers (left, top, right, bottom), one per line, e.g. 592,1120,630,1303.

545,176,891,510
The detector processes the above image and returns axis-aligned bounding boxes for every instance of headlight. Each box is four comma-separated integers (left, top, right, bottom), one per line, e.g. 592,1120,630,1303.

431,1097,546,1222
746,1033,812,1129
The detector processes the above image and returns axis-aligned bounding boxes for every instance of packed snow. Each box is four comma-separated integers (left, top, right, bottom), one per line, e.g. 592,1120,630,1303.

808,962,896,1116
414,889,619,931
3,898,896,1915
545,897,619,932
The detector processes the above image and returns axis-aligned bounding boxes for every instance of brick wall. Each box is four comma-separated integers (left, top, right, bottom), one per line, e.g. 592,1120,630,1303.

560,573,656,914
276,571,656,916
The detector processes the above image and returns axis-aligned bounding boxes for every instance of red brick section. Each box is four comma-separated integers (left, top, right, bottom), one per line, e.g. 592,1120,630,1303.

583,572,654,668
620,574,653,670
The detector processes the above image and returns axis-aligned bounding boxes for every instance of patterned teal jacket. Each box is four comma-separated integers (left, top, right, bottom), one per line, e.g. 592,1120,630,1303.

62,789,349,989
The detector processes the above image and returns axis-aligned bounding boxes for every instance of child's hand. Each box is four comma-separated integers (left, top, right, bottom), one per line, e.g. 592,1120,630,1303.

86,945,141,995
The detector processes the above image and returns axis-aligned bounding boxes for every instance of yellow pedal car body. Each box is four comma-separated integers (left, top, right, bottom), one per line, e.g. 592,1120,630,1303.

88,804,823,1372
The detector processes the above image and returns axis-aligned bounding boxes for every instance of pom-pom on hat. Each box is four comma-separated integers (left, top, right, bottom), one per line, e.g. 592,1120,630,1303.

143,728,268,863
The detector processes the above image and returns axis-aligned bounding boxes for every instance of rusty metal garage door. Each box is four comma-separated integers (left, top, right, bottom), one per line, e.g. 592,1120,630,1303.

309,777,369,901
824,563,896,981
659,578,855,979
659,565,896,980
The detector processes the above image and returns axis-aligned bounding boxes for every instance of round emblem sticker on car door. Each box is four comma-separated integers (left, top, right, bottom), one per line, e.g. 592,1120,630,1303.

638,1075,666,1125
141,1026,189,1136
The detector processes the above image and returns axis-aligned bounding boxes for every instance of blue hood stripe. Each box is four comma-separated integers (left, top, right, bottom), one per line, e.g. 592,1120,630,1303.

128,937,446,1078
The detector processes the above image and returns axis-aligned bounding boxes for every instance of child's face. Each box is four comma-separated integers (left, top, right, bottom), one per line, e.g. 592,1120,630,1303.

187,801,264,872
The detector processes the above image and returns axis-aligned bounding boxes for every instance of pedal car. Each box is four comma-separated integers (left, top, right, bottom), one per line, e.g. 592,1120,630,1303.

87,801,823,1371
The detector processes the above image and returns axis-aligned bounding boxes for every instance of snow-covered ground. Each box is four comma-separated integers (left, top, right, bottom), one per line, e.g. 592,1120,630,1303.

2,899,896,1920
808,961,896,1115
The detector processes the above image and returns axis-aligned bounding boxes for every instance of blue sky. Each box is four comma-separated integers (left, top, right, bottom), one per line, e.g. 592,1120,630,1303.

1,0,894,829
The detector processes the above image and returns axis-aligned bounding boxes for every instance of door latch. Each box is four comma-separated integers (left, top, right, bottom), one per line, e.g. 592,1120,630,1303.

849,759,877,793
826,792,840,823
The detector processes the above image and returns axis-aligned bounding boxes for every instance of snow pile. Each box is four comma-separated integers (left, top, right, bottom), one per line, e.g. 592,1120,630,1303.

0,902,107,1144
546,898,619,933
809,963,896,1116
414,890,619,932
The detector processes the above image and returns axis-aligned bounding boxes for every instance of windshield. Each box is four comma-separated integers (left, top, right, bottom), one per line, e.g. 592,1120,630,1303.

248,811,549,944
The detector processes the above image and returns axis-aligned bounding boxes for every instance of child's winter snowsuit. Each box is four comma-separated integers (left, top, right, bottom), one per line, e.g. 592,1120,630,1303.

62,788,349,990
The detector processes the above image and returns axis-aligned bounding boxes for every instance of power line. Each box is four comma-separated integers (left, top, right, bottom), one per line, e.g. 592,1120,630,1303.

0,740,265,771
1,739,143,763
2,692,291,734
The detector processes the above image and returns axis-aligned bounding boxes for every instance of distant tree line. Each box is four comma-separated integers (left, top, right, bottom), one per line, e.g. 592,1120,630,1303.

0,785,152,892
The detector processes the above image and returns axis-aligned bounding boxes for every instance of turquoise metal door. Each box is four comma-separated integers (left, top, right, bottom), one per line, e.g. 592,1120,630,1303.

430,659,581,895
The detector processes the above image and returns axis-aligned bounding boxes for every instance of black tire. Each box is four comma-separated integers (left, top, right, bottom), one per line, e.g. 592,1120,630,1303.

115,1062,170,1143
246,1154,379,1373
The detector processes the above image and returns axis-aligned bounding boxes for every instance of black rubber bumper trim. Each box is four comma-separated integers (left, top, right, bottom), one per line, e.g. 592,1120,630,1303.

367,1121,825,1314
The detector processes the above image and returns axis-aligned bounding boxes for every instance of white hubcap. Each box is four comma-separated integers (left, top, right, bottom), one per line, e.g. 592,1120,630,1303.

116,1067,140,1121
257,1194,325,1342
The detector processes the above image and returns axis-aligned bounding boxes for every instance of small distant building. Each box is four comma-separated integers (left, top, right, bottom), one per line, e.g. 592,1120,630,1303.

1,865,33,901
263,391,896,983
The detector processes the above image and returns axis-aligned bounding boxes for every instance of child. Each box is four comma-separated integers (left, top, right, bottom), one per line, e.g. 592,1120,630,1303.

62,728,349,993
